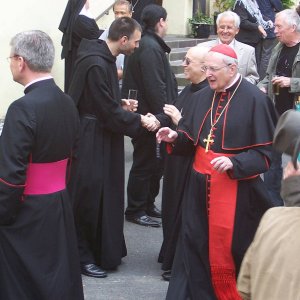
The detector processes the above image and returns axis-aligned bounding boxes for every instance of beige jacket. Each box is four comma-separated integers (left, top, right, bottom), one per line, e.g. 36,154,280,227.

237,175,300,300
198,39,259,84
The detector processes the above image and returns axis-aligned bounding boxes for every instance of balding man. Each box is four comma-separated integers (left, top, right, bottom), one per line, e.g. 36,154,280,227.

258,9,300,207
198,10,259,84
157,46,209,281
157,44,277,299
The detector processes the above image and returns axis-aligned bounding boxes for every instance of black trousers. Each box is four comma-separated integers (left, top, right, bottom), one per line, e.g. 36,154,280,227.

125,131,164,217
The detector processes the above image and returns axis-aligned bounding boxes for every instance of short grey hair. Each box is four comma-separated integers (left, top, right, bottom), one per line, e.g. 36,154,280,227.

222,55,238,66
216,11,240,29
10,30,55,72
276,9,300,33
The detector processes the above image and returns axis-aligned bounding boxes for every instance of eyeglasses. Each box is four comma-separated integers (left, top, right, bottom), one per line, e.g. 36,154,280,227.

6,55,19,62
202,64,231,73
182,57,192,65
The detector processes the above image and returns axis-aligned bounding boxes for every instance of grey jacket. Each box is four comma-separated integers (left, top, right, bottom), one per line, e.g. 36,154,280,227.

258,42,300,102
198,39,259,84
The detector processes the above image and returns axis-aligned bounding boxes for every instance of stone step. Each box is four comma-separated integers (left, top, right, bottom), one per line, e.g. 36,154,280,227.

176,73,189,87
170,60,184,74
169,47,190,62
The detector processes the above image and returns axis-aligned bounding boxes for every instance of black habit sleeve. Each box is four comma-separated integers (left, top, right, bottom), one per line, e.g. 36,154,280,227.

86,66,142,138
0,102,34,225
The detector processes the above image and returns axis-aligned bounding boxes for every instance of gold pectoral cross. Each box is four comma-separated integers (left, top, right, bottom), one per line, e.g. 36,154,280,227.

203,131,214,153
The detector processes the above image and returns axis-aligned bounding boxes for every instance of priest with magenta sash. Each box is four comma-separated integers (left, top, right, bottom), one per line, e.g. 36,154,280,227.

0,30,84,300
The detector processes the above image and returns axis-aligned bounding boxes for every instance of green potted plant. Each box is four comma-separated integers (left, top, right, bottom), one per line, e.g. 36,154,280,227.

213,0,235,33
188,10,214,38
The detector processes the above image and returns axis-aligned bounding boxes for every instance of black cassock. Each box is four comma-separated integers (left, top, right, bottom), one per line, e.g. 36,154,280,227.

158,80,208,271
166,77,278,299
0,79,84,300
68,39,141,270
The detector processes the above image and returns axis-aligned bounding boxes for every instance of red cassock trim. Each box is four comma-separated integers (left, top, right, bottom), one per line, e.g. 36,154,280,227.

24,159,68,195
0,178,26,188
193,146,242,300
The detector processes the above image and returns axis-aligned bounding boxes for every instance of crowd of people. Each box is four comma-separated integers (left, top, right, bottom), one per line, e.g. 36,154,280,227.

1,0,300,299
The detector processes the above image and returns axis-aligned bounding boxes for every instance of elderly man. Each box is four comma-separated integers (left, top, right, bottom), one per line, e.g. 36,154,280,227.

199,10,259,84
258,9,300,206
0,30,83,300
157,46,209,281
157,44,277,299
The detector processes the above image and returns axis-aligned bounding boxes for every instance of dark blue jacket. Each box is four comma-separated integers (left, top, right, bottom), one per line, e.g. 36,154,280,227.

257,0,283,38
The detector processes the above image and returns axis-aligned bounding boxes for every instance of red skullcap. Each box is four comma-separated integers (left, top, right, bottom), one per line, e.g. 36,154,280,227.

209,44,238,59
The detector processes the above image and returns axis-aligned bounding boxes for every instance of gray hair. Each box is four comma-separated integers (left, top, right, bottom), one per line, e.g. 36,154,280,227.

276,9,300,33
113,0,132,12
222,55,238,66
10,30,54,72
216,11,240,29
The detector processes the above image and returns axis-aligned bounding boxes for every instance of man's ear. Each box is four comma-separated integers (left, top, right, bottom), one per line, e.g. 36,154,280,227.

120,35,129,45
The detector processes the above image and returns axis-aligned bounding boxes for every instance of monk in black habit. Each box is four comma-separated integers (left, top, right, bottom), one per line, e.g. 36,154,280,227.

0,30,83,300
157,44,277,299
68,17,154,278
59,0,103,92
155,46,209,281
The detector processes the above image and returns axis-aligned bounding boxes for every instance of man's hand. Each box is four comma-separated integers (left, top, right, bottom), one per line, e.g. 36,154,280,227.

156,127,178,144
141,114,160,131
122,99,138,112
163,104,182,126
283,161,300,179
259,86,267,93
258,25,267,38
271,76,291,88
210,156,233,173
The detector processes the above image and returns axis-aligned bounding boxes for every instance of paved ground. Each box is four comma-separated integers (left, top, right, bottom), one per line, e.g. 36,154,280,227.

83,137,168,300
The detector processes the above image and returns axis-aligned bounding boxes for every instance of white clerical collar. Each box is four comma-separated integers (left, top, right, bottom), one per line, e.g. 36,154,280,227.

79,5,94,19
225,73,241,90
24,75,53,89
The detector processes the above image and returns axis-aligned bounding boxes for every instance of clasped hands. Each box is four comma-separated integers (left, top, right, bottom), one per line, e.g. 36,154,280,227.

141,113,161,132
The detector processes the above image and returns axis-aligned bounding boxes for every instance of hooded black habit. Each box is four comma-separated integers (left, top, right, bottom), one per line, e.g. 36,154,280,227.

158,80,209,271
59,0,102,92
166,77,278,299
68,39,142,270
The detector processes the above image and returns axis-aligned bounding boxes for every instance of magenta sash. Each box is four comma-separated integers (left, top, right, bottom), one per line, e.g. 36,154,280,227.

24,159,68,195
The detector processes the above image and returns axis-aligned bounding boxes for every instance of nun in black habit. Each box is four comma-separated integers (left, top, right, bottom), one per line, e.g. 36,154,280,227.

59,0,103,92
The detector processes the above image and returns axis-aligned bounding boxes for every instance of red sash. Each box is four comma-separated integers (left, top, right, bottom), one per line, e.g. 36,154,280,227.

193,146,241,300
24,159,68,195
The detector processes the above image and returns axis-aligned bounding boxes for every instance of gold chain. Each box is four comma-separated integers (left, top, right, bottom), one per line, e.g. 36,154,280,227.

203,76,242,152
210,76,242,128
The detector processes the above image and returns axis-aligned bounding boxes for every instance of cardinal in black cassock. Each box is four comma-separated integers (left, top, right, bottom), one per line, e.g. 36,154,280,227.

161,44,278,300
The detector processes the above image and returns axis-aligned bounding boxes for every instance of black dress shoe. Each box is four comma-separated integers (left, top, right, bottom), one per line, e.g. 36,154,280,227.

162,270,171,281
81,263,107,278
126,214,161,227
146,205,162,218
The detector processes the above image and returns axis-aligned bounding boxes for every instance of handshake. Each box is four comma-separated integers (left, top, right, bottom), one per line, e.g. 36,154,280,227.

141,113,161,132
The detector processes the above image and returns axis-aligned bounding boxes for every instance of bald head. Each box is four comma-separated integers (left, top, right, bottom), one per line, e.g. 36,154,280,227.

187,46,209,63
183,46,208,84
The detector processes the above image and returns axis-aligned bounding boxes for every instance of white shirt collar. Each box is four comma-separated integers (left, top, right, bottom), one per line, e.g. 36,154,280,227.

24,75,53,90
